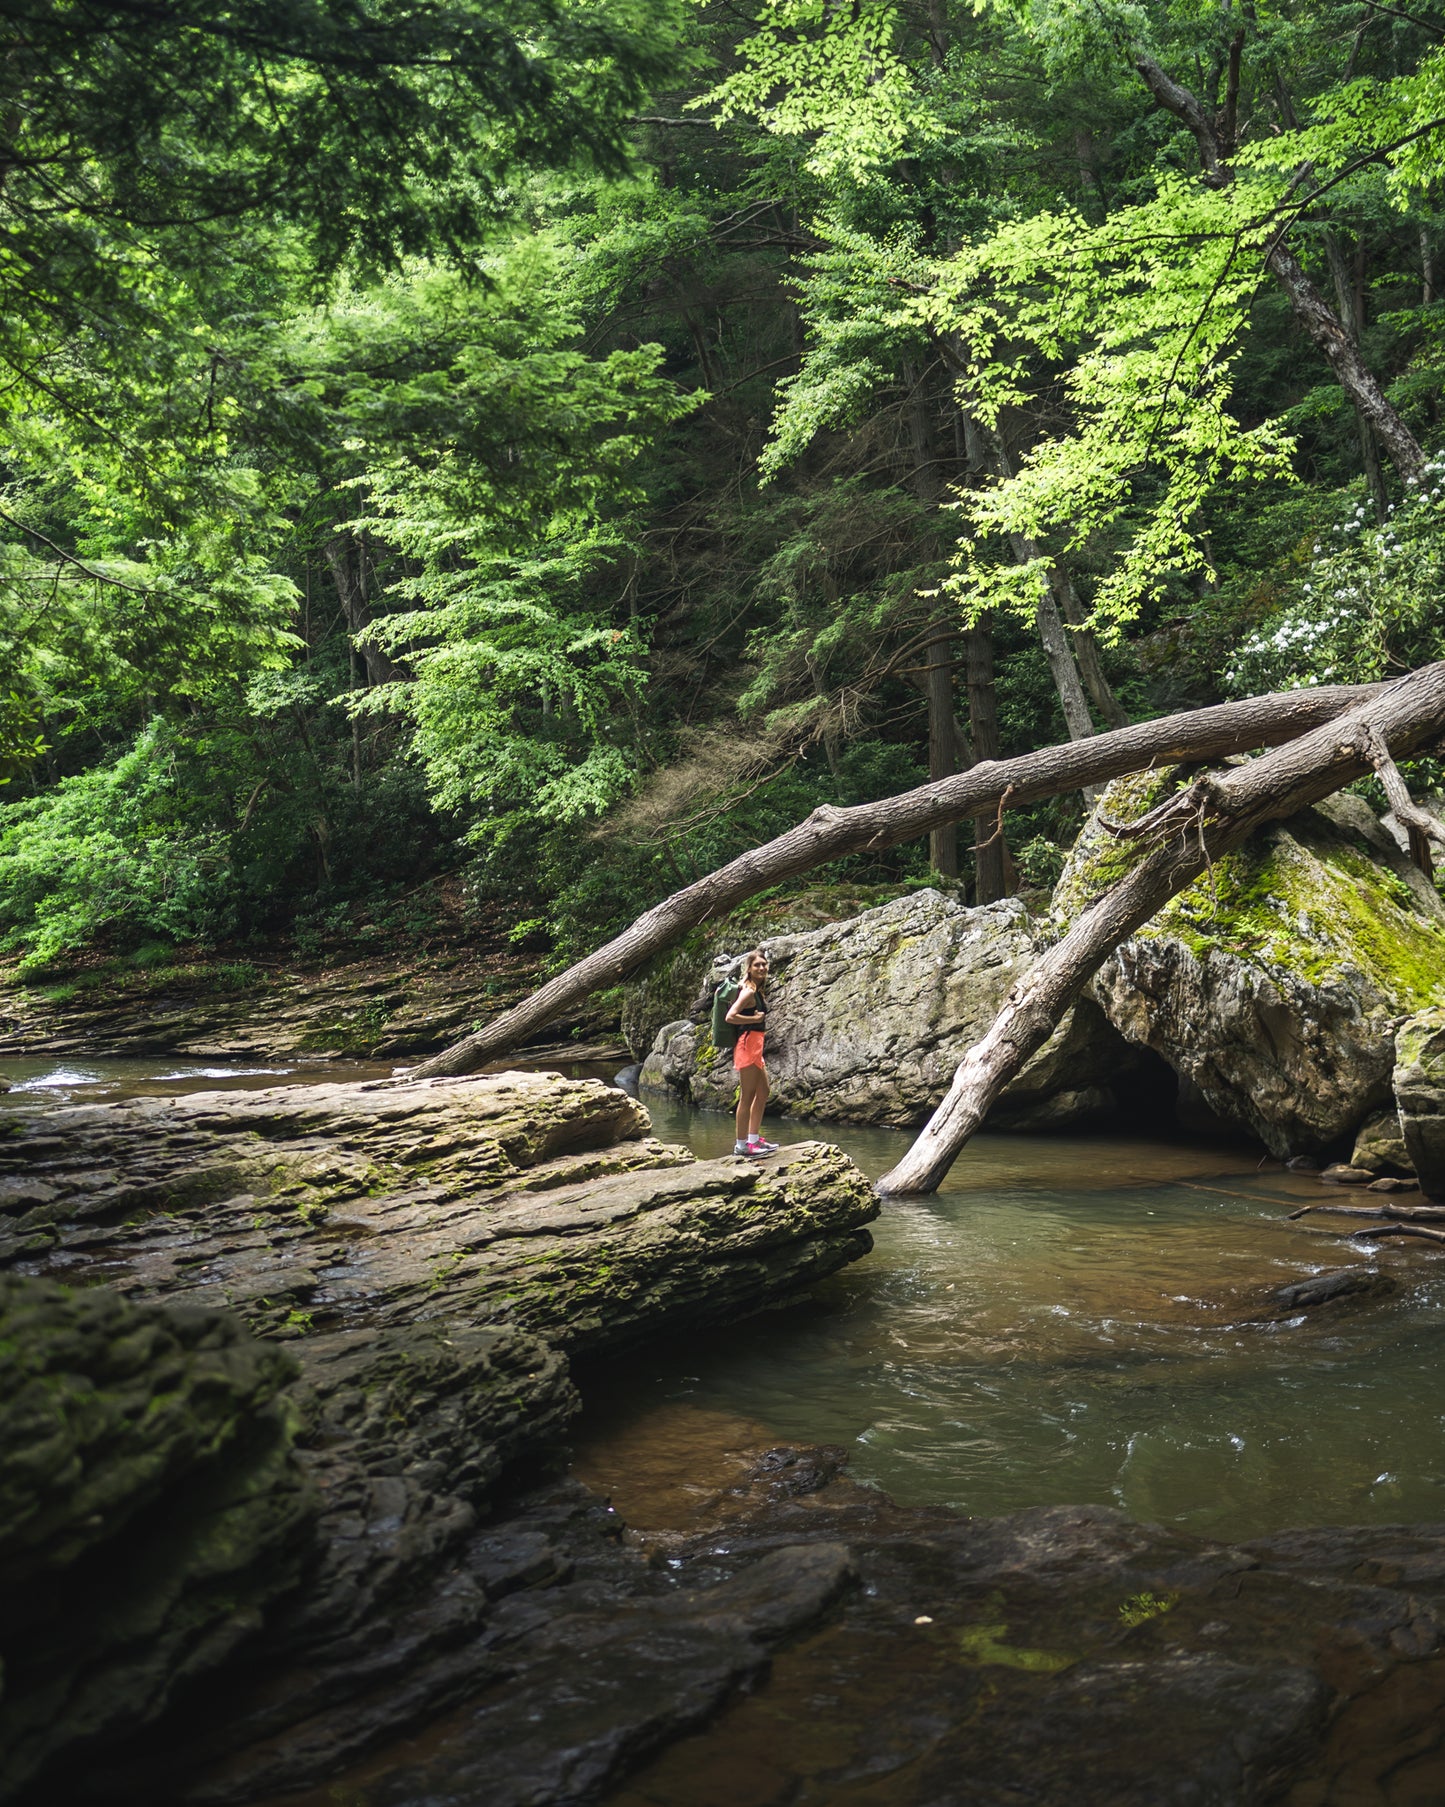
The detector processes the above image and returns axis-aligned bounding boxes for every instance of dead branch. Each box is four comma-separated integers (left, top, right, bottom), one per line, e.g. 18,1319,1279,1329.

1289,1201,1445,1222
1351,1222,1445,1245
1356,719,1445,875
409,682,1385,1079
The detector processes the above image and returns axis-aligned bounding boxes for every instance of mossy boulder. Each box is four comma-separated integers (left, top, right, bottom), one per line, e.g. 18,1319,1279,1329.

641,889,1141,1130
1056,777,1445,1157
1351,1108,1414,1175
0,1275,318,1800
1394,1007,1445,1199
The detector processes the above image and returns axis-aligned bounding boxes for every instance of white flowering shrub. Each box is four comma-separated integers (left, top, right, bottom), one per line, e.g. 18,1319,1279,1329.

1226,463,1445,695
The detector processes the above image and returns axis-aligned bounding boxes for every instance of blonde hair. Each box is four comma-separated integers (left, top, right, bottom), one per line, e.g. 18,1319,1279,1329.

740,949,767,989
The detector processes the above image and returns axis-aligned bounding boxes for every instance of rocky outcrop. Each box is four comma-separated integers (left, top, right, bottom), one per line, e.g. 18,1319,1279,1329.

0,1071,878,1803
640,890,1144,1131
1060,784,1445,1157
1395,1006,1445,1199
619,881,928,1060
0,1276,317,1802
0,1072,875,1349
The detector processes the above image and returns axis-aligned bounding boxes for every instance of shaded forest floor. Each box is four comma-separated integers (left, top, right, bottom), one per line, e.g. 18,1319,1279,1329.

0,881,624,1062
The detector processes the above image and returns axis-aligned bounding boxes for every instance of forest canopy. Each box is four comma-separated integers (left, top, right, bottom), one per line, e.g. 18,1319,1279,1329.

2,0,1442,971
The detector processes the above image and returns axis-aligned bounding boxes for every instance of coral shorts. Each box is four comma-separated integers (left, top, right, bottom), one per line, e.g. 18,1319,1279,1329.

733,1030,767,1071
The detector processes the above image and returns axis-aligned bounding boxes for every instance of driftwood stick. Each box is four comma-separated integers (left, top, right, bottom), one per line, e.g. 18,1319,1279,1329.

411,683,1383,1079
876,662,1445,1195
1351,1222,1445,1245
1289,1201,1445,1222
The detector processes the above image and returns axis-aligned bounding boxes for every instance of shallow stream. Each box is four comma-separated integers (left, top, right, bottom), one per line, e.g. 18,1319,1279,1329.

5,1055,1443,1542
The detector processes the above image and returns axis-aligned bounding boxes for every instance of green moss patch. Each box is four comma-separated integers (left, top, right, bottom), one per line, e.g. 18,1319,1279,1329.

1056,774,1445,1012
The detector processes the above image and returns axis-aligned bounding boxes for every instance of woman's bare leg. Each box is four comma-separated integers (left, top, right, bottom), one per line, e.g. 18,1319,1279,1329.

734,1072,751,1142
747,1064,769,1137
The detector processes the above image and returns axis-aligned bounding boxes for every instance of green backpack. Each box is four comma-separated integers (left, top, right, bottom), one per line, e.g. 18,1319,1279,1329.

710,978,742,1050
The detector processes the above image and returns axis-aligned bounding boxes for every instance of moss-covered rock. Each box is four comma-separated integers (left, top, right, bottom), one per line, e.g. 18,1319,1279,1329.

1351,1109,1414,1175
1056,780,1445,1156
0,1276,317,1800
1394,1006,1445,1199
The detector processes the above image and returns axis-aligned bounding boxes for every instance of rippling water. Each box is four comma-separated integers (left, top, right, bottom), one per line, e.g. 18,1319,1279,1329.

574,1096,1445,1540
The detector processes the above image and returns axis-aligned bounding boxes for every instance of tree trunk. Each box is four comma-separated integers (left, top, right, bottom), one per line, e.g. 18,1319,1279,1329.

988,424,1099,754
1053,570,1129,729
410,682,1383,1078
963,621,1008,903
1032,566,1096,743
1265,241,1422,482
925,625,959,877
876,661,1445,1194
1325,232,1390,517
325,535,407,688
903,359,958,876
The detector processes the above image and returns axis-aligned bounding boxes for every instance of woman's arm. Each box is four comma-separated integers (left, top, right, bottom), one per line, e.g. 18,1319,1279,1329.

725,984,763,1026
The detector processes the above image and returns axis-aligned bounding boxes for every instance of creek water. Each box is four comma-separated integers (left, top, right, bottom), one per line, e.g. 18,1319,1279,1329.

571,1095,1445,1543
5,1054,1444,1542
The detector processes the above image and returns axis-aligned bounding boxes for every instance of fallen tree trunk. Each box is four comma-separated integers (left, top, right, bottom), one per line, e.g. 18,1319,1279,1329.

876,662,1445,1195
413,683,1382,1079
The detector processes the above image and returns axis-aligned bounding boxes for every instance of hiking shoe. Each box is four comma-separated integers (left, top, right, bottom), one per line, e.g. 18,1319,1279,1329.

747,1137,781,1155
732,1140,753,1156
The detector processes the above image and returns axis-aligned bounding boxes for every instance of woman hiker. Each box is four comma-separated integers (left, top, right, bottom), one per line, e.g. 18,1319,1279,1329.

727,949,779,1157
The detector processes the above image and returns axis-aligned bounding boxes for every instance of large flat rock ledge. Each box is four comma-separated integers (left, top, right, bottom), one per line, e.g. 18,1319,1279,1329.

0,1071,877,1804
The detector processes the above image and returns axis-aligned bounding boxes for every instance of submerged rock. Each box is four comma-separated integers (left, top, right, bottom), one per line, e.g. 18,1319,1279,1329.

1395,1006,1445,1200
641,889,1143,1131
1059,782,1445,1157
236,1453,1445,1807
1266,1266,1398,1311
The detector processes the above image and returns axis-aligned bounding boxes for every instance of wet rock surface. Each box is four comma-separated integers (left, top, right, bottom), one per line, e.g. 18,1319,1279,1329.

201,1452,1445,1807
1061,784,1445,1158
0,1071,876,1350
0,1073,878,1805
640,890,1144,1132
1351,1106,1415,1176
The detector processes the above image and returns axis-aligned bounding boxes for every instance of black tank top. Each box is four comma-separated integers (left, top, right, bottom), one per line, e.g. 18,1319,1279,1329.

743,986,766,1022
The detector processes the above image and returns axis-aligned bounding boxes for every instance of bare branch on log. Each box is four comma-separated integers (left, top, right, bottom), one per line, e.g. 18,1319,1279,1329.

1357,719,1445,876
409,684,1385,1079
876,663,1445,1195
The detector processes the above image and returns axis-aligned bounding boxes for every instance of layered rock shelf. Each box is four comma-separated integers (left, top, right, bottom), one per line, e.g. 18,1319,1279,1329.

0,1071,878,1803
